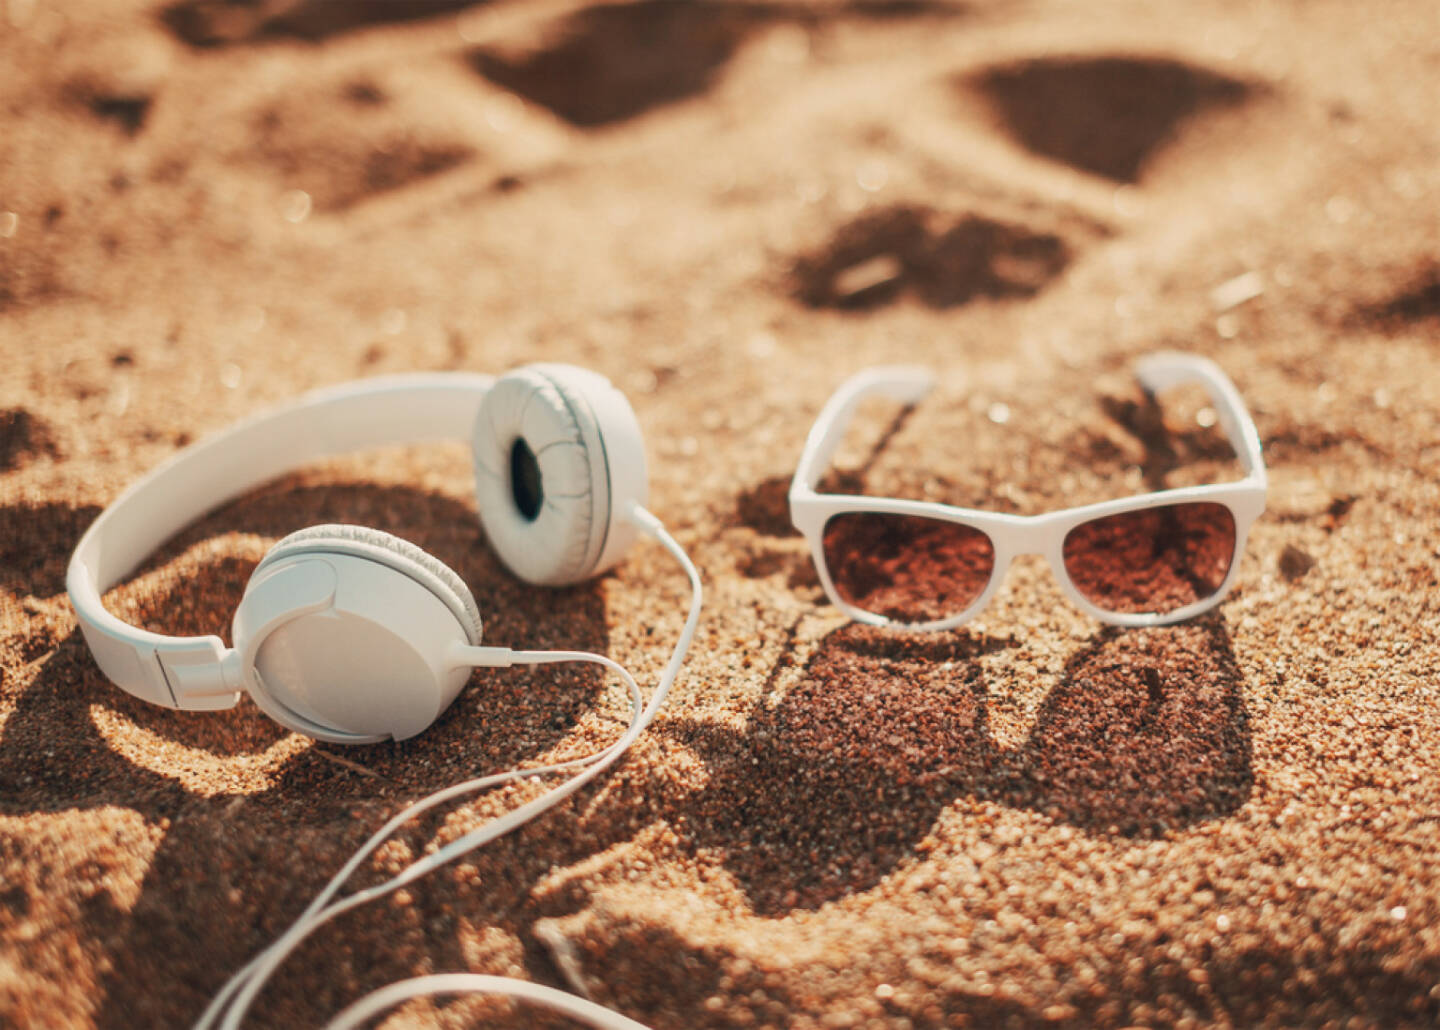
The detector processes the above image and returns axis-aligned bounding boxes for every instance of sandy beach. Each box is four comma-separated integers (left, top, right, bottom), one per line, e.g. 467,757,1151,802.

2,0,1439,1026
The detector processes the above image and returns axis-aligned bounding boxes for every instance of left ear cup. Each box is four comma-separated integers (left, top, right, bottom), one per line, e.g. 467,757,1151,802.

233,524,481,743
472,364,647,586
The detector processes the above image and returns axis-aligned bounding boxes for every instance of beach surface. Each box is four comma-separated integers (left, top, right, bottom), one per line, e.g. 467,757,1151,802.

2,0,1439,1026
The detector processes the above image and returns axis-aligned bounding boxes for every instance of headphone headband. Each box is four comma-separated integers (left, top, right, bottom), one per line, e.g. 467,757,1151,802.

65,373,493,712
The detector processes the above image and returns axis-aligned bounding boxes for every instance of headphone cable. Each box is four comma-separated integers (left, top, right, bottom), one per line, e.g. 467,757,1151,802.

195,508,701,1030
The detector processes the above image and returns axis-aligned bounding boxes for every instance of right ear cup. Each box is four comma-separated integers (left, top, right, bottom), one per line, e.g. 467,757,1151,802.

472,364,648,586
233,524,481,743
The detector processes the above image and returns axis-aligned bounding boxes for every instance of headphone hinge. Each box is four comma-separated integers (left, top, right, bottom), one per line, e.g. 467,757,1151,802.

157,639,240,711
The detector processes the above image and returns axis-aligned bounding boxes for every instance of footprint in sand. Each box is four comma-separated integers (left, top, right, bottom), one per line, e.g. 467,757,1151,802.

467,0,966,129
788,204,1073,311
777,55,1262,315
962,54,1259,183
466,1,787,129
241,77,475,212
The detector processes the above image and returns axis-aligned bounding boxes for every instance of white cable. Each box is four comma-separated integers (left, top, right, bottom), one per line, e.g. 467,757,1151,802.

325,975,654,1030
200,653,641,1030
197,508,702,1030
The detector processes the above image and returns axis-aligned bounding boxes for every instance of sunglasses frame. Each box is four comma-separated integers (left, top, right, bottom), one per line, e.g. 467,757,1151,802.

789,353,1268,631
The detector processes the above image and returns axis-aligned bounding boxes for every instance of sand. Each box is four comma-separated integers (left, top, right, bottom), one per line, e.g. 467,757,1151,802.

2,0,1439,1026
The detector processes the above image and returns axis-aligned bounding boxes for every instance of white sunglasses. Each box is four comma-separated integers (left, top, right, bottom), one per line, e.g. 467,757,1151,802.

789,352,1268,631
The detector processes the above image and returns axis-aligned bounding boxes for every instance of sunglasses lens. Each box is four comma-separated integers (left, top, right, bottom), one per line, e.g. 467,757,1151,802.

1062,502,1236,615
821,513,996,623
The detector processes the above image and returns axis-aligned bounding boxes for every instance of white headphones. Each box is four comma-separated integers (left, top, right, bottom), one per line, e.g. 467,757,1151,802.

68,363,653,744
70,364,703,1030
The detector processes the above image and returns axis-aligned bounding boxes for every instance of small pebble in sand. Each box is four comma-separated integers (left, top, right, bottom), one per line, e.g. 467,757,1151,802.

1112,185,1143,217
381,308,407,335
485,94,523,133
281,189,312,223
855,159,889,193
833,253,902,300
0,211,16,237
1211,271,1264,312
1279,544,1316,581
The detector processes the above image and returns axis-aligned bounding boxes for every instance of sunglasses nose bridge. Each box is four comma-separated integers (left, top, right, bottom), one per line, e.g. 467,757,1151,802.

993,516,1061,562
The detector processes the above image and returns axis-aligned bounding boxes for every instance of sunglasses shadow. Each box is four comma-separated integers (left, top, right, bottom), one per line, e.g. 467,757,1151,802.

660,614,1252,917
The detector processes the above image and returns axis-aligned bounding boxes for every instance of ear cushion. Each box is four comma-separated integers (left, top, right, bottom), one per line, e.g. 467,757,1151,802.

253,524,483,645
471,366,610,586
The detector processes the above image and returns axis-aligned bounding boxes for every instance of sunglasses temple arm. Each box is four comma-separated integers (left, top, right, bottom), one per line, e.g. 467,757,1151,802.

790,366,935,495
1134,352,1267,486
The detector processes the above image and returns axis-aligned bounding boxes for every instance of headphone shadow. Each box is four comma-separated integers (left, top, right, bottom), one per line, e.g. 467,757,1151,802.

661,615,1253,917
0,479,619,1027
